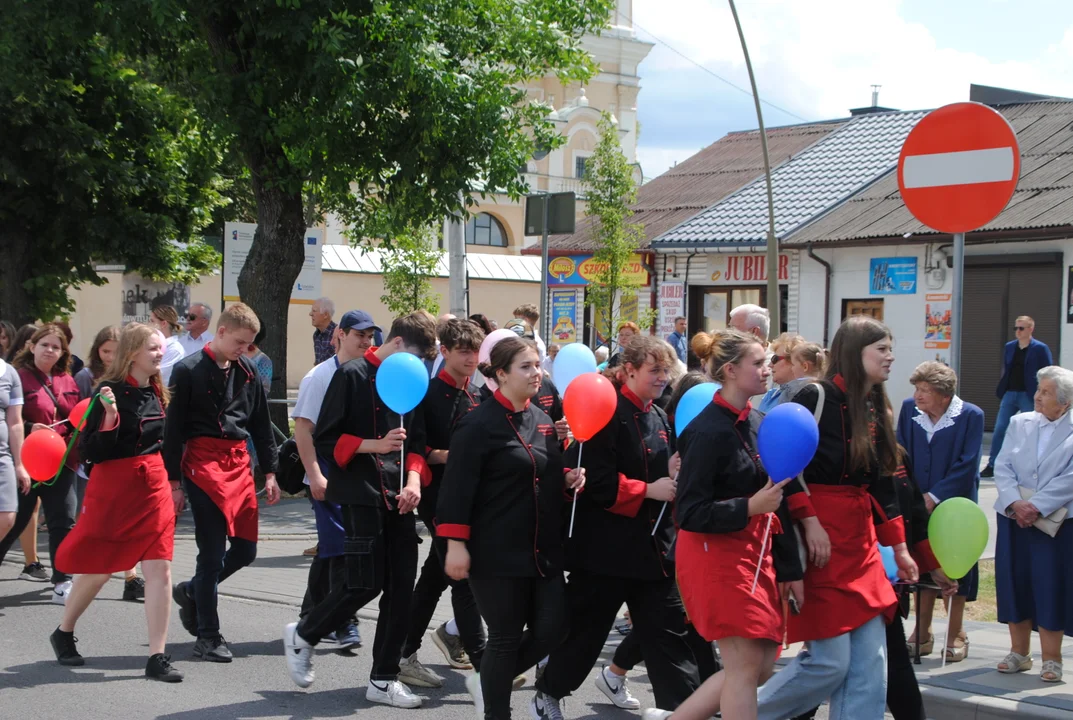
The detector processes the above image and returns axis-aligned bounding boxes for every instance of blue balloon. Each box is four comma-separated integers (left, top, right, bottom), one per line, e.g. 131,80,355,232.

674,383,721,437
377,352,430,415
553,343,597,393
757,403,820,483
878,544,900,583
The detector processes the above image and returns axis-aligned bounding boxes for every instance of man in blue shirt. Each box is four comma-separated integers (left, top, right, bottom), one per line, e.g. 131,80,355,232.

982,315,1053,477
666,316,688,364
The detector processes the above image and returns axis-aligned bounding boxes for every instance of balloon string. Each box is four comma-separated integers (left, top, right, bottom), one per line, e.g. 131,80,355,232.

941,596,950,669
568,441,583,538
33,393,100,489
751,512,774,595
399,414,405,496
651,467,677,537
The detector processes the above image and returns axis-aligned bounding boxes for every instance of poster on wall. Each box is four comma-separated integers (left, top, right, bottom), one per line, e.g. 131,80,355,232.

121,275,190,326
657,282,685,337
549,289,578,344
924,293,952,349
869,257,917,295
223,221,324,303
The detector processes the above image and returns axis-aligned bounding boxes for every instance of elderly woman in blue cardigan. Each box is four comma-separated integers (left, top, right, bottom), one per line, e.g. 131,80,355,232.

897,361,984,663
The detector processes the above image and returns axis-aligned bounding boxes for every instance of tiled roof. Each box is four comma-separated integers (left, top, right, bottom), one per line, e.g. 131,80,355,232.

321,245,541,282
787,101,1073,244
522,120,846,255
652,110,928,247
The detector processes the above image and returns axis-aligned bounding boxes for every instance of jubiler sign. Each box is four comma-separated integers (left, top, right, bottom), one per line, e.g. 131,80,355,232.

708,254,790,285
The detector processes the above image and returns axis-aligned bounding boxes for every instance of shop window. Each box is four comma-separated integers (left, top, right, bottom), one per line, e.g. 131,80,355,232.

465,213,508,247
842,298,884,322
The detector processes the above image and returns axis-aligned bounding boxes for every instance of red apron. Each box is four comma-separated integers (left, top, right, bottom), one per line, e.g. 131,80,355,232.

55,454,175,574
183,437,258,542
676,513,785,644
787,484,897,643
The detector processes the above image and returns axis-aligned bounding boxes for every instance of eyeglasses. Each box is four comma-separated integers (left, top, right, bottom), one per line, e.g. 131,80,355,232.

187,314,199,321
1015,326,1027,331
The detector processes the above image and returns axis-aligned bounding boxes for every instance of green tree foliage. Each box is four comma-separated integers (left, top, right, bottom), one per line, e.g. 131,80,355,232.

380,225,442,317
584,112,651,346
131,0,611,407
0,1,226,324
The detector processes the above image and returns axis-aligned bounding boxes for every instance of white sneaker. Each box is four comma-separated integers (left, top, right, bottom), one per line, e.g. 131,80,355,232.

283,622,315,688
595,665,640,709
51,580,72,605
529,692,565,720
398,653,444,688
465,673,484,719
642,710,673,720
367,680,422,709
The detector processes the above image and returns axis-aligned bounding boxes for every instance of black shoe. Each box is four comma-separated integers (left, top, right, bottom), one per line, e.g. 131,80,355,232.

50,627,84,667
146,653,184,682
172,582,198,637
192,635,233,663
123,576,146,601
981,465,994,478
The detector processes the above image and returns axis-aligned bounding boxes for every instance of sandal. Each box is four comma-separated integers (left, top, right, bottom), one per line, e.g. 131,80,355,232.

998,651,1033,674
945,633,970,663
906,634,934,657
1041,660,1063,683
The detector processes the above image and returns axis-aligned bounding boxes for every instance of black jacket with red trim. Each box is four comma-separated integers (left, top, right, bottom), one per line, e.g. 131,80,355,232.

674,394,804,583
313,347,430,510
81,380,166,463
164,347,278,485
784,378,907,548
436,389,569,577
564,385,676,580
420,370,482,519
478,375,564,422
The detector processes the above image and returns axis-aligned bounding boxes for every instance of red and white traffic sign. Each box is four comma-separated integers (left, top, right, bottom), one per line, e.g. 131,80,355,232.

897,102,1020,234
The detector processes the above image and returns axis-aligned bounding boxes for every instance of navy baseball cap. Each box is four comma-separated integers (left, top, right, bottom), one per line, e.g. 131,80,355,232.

340,310,382,333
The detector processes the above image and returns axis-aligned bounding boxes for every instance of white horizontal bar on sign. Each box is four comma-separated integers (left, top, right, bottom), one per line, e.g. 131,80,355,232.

902,147,1015,189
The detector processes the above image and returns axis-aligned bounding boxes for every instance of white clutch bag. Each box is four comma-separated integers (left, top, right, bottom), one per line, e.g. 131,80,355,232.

1019,486,1068,538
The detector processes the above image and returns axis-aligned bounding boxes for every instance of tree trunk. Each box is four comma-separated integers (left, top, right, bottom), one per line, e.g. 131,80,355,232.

0,228,35,325
238,176,306,438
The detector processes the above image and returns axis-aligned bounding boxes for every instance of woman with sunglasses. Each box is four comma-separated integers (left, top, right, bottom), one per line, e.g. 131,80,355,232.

758,333,804,413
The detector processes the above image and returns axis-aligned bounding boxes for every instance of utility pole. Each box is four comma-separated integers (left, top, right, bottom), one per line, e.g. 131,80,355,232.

448,193,467,316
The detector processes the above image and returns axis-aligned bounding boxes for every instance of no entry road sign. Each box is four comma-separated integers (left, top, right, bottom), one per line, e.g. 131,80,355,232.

897,102,1020,234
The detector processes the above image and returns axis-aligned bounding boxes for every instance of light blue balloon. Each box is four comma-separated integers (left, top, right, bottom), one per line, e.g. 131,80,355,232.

377,352,430,414
553,343,597,393
674,382,721,437
878,544,900,583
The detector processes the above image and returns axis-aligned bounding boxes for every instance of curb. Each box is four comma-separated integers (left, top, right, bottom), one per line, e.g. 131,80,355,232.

922,685,1073,720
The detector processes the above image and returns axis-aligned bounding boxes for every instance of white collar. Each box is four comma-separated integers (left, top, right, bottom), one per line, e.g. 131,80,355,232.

1039,412,1064,430
0,358,6,375
912,395,964,435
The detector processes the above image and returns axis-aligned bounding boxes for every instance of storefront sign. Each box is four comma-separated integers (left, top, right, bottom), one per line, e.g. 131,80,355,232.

924,293,952,349
869,257,917,295
547,254,649,286
658,282,685,337
707,254,790,284
549,289,579,344
121,275,190,326
224,221,323,303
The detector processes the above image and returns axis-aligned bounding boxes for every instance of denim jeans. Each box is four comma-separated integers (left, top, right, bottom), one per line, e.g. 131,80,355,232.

988,391,1035,466
757,614,887,720
185,478,257,639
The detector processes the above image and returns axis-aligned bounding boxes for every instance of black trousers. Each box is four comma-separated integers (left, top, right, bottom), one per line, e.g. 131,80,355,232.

538,570,702,711
613,618,720,682
792,613,925,720
297,504,418,682
0,467,77,583
469,572,567,720
403,504,486,664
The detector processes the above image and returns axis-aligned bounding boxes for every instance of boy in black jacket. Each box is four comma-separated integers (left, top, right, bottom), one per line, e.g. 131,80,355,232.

283,312,437,709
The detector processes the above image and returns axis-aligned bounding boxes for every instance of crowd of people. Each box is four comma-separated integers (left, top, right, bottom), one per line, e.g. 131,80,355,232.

0,298,1071,720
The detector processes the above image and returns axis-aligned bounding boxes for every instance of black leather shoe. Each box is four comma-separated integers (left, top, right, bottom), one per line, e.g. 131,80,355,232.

193,635,233,663
50,627,84,667
981,465,994,478
146,653,184,682
172,582,198,637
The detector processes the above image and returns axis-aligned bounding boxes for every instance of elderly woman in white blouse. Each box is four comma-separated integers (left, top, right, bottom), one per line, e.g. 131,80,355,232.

994,365,1073,683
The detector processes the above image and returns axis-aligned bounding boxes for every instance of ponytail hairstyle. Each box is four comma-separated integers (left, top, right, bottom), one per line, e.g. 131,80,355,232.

478,335,539,383
690,328,764,384
826,316,897,474
101,323,169,406
602,335,677,388
792,341,827,377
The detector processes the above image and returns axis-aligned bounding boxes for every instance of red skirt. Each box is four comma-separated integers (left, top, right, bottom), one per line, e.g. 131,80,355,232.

55,454,175,573
183,437,258,542
787,485,897,643
676,513,785,644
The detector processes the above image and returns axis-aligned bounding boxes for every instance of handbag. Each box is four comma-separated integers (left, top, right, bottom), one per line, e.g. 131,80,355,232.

1018,486,1068,538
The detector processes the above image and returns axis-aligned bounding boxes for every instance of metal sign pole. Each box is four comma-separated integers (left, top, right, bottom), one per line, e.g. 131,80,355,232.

951,232,965,380
539,194,551,347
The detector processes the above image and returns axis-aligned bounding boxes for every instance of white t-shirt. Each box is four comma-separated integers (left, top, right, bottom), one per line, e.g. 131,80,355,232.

160,336,185,386
292,356,340,485
178,330,215,358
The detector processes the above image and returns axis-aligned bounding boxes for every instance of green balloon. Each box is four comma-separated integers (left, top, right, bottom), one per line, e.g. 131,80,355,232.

928,497,989,580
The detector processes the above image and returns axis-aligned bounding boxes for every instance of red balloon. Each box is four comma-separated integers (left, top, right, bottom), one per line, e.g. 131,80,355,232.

562,373,618,442
69,398,92,432
22,428,68,481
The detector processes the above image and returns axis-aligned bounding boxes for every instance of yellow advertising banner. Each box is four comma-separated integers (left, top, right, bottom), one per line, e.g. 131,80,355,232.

548,254,649,286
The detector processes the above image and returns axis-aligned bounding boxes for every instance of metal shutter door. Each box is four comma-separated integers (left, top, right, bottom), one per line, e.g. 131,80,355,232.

1006,263,1062,362
960,266,1008,430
